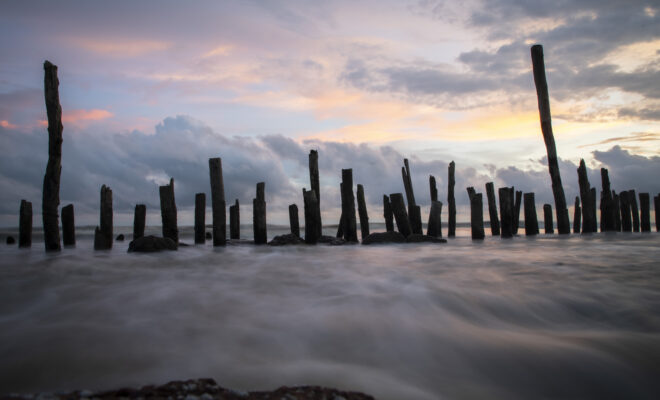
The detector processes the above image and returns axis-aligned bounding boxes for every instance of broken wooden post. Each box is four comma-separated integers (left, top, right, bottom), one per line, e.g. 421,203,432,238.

612,191,621,231
253,182,267,244
530,45,570,234
383,195,394,232
639,193,650,232
303,189,319,244
61,204,75,246
427,201,443,238
543,204,554,234
630,189,640,232
340,169,358,242
524,193,539,236
499,187,513,238
230,199,240,240
577,159,594,233
159,178,178,243
356,184,370,240
590,187,597,232
448,161,456,237
209,157,226,246
309,150,322,237
133,204,146,240
513,190,522,235
195,193,206,244
94,185,113,250
19,200,32,248
429,175,438,202
573,197,581,234
402,159,422,234
288,204,300,238
654,194,660,232
600,168,615,231
389,193,411,237
485,182,500,236
620,191,632,232
42,61,63,251
467,187,484,240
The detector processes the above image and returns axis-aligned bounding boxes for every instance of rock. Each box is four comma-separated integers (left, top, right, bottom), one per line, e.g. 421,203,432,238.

268,233,304,246
318,235,348,245
205,232,212,240
128,235,177,252
116,234,125,241
361,231,405,244
6,236,15,245
405,233,447,243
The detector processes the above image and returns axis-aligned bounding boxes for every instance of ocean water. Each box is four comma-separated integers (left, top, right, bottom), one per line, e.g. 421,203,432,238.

0,225,659,399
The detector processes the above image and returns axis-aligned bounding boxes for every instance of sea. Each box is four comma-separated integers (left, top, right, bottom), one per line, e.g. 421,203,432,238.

0,224,659,400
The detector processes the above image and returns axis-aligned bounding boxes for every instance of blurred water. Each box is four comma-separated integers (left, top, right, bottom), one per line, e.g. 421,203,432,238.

0,228,659,399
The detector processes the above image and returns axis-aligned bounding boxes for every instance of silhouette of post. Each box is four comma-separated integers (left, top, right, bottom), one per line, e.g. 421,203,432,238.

383,195,394,232
448,161,456,237
429,175,438,202
485,182,500,236
620,191,632,232
543,204,554,234
600,168,615,231
42,61,63,251
19,200,32,248
427,200,443,238
654,195,660,232
573,196,581,234
309,150,322,237
303,189,319,244
612,191,621,231
531,45,570,234
209,158,226,246
513,190,522,235
195,193,205,244
94,185,113,250
230,199,240,240
499,187,513,238
402,159,422,234
159,178,178,243
289,204,300,238
357,184,370,240
524,193,539,236
577,160,594,233
630,189,640,232
253,182,267,244
467,187,484,239
61,204,75,246
389,193,411,237
340,169,358,242
133,204,146,240
639,193,650,232
590,187,597,232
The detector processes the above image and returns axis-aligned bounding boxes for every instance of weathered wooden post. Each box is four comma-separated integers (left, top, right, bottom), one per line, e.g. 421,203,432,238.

309,150,322,237
303,189,319,244
253,182,267,244
94,185,113,250
429,176,438,202
530,45,570,234
230,199,240,240
289,204,300,238
543,204,554,234
654,194,660,232
209,157,226,246
448,161,456,237
340,169,358,242
383,195,394,232
573,197,581,234
402,159,422,234
356,184,370,240
61,204,75,246
639,193,650,232
524,193,539,236
427,201,443,238
513,190,522,235
590,187,597,232
620,191,632,232
577,159,594,233
42,61,63,251
600,168,615,231
159,178,178,243
612,191,621,231
19,200,32,248
195,193,206,244
133,204,146,240
467,187,484,239
485,182,500,236
389,193,411,237
630,190,640,232
499,187,513,238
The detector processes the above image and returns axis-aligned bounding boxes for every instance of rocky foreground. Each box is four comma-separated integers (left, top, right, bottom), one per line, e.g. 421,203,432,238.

1,378,375,400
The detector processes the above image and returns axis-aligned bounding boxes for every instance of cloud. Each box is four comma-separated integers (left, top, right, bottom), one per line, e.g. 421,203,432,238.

62,109,114,123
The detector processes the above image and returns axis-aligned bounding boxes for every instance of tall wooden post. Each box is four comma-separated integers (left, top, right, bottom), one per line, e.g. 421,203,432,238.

630,189,640,232
61,204,75,246
159,178,178,243
612,191,621,231
654,194,660,232
429,176,438,202
467,188,485,240
309,150,322,237
133,204,146,240
513,190,522,235
524,193,539,236
42,61,63,251
289,204,300,238
577,160,594,233
530,45,570,234
303,189,319,244
195,193,206,244
600,168,615,231
356,184,370,240
402,159,422,234
590,187,597,232
639,193,650,232
448,161,456,237
209,157,226,246
383,195,394,232
94,185,113,250
543,204,554,234
19,200,32,248
230,199,240,240
340,169,358,242
499,187,513,238
427,200,443,238
389,193,411,237
485,182,500,236
620,191,632,232
253,182,267,244
573,196,581,234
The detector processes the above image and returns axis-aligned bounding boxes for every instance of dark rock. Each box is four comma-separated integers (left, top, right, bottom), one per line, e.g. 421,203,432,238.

128,235,177,252
116,234,125,241
318,235,347,245
268,233,305,246
405,233,447,243
6,236,15,245
206,231,212,239
362,231,405,244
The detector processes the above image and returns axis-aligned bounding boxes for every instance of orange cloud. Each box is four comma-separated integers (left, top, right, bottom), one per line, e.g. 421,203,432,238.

69,37,170,57
0,120,18,129
62,109,114,124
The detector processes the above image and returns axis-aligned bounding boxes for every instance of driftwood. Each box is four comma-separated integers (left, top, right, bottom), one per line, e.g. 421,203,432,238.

524,193,539,236
230,199,240,240
289,204,300,237
448,161,456,237
340,169,358,242
639,193,650,232
253,182,267,244
61,203,75,246
573,197,581,234
630,189,640,232
19,200,32,248
159,178,178,243
513,190,522,235
357,184,370,240
402,159,422,234
303,189,319,244
620,191,632,232
389,193,411,237
600,168,615,231
485,182,500,236
427,200,443,238
530,45,570,234
383,195,394,232
577,159,594,233
133,204,146,240
466,187,484,240
209,157,226,246
195,193,206,244
309,150,322,238
94,185,113,250
42,61,63,251
498,187,513,238
543,204,554,234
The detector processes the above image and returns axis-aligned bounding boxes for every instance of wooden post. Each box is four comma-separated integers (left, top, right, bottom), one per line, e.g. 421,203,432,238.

383,195,394,232
94,185,113,250
61,203,75,246
530,45,570,234
467,187,484,240
485,182,500,236
230,199,240,240
600,168,615,231
194,193,205,244
590,187,597,232
19,200,32,248
429,175,438,202
448,161,456,237
133,204,146,240
573,196,581,234
289,204,300,237
42,61,63,251
639,193,650,232
341,169,358,242
253,182,267,244
630,189,640,232
402,159,422,234
499,187,513,238
620,191,632,232
159,178,178,243
543,204,554,234
612,191,621,231
577,159,594,233
513,190,522,235
209,157,226,246
389,193,411,237
524,193,539,236
427,200,443,238
356,184,370,240
654,194,660,232
309,150,322,237
303,189,319,244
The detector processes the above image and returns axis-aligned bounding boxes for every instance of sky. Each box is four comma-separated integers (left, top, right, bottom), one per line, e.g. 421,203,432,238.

0,0,658,227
